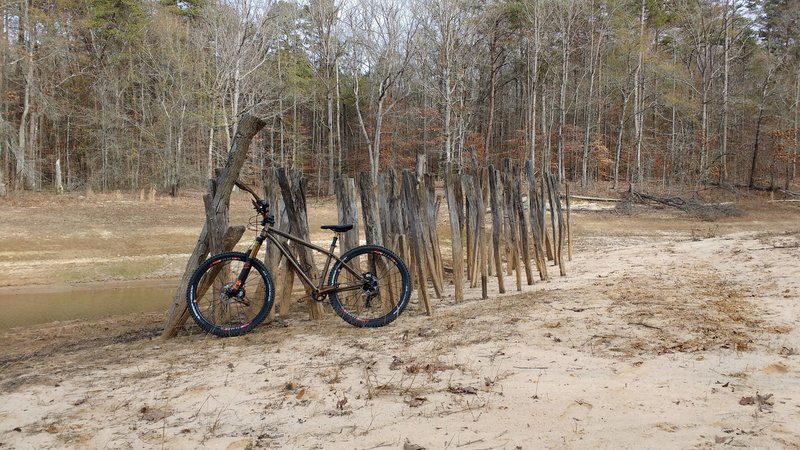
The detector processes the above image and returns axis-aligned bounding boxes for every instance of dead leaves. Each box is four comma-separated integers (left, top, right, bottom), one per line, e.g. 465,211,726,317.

738,392,774,413
139,405,171,422
404,396,428,408
448,385,478,395
404,439,426,450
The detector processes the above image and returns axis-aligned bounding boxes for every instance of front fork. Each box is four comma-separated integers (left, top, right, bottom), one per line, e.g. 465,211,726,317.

228,229,267,296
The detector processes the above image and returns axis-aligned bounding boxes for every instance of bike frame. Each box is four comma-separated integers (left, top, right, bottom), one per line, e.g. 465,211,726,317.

243,221,364,300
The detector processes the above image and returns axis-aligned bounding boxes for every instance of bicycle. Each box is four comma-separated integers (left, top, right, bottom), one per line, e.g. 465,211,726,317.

186,180,412,337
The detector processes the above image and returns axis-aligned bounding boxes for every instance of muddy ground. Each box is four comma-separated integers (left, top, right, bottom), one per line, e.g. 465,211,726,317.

0,189,798,449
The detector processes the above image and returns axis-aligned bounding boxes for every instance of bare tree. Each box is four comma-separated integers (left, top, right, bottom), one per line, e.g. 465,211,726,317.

419,0,476,165
308,0,344,194
345,0,419,186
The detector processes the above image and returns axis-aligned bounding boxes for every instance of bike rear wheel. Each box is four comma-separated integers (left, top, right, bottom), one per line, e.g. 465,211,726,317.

328,245,411,327
187,252,274,337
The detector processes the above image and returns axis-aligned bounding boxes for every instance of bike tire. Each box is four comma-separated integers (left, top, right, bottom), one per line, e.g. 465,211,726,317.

328,245,411,328
187,252,275,337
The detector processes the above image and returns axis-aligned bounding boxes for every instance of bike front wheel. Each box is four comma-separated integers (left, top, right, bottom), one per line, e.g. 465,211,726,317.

328,245,411,327
187,252,275,337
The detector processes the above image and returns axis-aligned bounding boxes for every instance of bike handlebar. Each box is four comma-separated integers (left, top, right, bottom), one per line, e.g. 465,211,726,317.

235,180,270,216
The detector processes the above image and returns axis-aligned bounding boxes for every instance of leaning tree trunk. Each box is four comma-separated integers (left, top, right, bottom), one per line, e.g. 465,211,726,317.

162,115,266,338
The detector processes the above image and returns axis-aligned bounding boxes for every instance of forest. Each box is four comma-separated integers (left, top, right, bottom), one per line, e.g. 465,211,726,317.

0,0,798,197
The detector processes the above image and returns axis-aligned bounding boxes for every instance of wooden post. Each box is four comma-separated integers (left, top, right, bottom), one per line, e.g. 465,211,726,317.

463,175,478,286
378,173,392,249
444,168,464,302
401,170,432,315
478,168,489,299
335,176,359,255
463,174,477,283
276,168,325,319
162,115,266,338
358,172,383,246
384,169,406,257
421,174,444,297
542,176,555,261
548,174,567,276
262,167,291,319
566,182,573,261
488,165,506,294
501,158,523,291
525,160,548,281
513,164,534,285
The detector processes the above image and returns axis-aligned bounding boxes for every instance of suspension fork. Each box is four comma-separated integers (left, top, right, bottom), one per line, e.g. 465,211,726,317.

229,227,268,295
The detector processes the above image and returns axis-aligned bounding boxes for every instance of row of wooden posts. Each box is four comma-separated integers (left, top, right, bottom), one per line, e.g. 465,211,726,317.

162,116,570,337
258,156,570,320
165,158,571,334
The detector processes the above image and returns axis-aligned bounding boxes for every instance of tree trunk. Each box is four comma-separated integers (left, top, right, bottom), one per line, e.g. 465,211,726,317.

633,0,645,185
327,93,335,195
582,14,600,188
16,0,34,190
557,20,570,182
721,0,731,183
750,70,773,189
613,90,629,190
485,25,499,160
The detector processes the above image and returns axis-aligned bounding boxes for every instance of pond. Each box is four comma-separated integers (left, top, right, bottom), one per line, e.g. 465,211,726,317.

0,281,177,330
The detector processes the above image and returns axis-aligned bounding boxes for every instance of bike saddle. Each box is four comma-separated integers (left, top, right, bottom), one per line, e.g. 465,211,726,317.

321,224,354,233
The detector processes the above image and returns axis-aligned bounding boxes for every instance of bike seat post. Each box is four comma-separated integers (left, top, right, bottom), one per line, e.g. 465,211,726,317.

318,233,339,290
328,234,338,254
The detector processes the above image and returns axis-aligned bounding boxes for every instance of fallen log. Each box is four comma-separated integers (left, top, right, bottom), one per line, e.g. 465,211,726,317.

623,186,744,220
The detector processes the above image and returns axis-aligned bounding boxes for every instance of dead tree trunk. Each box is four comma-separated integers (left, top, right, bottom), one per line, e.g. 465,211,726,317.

162,115,266,338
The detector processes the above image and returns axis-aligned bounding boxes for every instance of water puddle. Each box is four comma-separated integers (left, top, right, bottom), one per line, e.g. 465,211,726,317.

0,280,177,330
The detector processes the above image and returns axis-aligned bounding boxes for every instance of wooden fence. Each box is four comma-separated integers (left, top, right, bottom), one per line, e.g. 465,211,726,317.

164,130,570,337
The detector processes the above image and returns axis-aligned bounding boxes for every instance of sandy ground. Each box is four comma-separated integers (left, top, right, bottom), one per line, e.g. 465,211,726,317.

0,190,799,449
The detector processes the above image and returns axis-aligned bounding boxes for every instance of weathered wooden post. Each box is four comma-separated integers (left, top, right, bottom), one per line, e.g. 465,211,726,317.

566,182,573,261
262,167,290,319
276,168,325,319
162,115,266,338
487,165,506,294
463,174,477,282
335,176,359,255
525,160,548,281
501,158,523,291
547,174,567,276
511,163,534,285
444,167,464,302
420,174,444,297
401,169,433,315
379,170,407,258
358,172,383,246
477,167,489,299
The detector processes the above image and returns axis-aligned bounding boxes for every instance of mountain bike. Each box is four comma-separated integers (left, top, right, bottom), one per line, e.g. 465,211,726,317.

186,180,412,337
